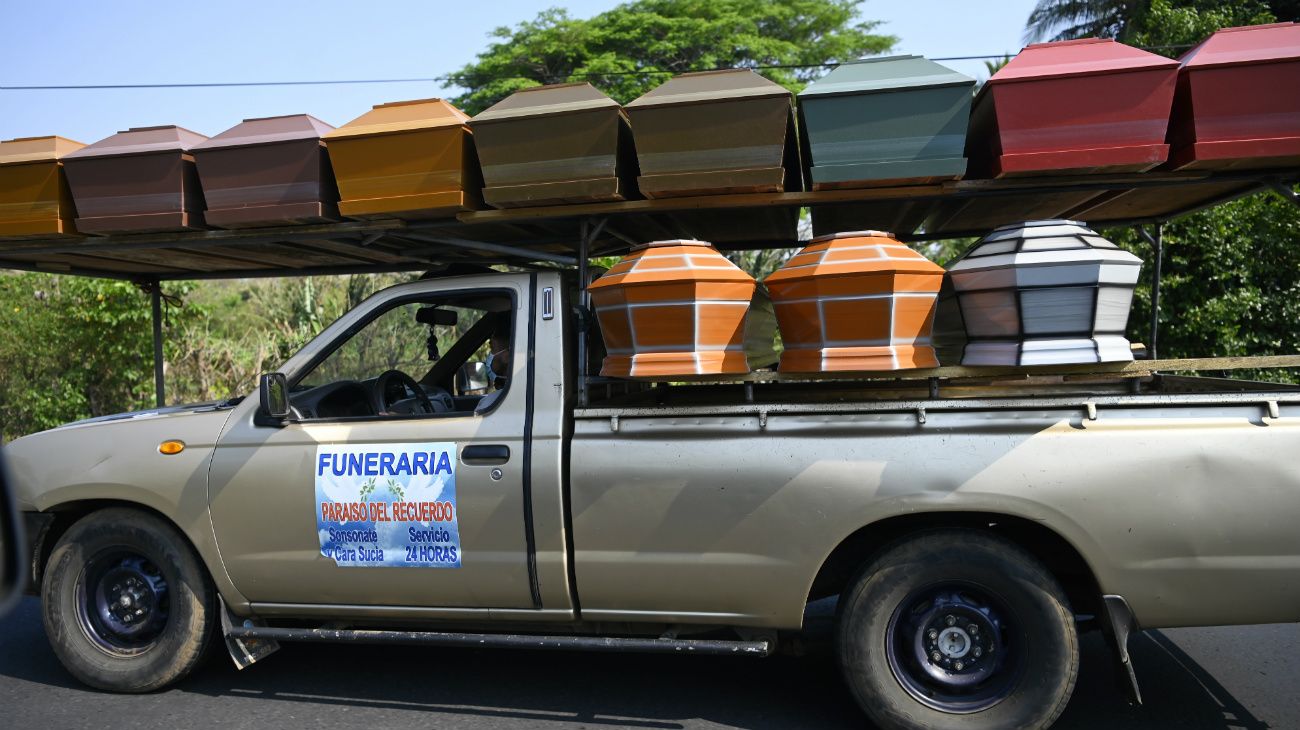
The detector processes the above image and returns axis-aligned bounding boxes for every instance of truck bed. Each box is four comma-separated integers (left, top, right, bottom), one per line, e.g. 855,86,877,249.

569,371,1300,632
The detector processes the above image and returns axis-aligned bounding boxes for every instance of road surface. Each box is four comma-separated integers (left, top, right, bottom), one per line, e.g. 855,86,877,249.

0,596,1295,729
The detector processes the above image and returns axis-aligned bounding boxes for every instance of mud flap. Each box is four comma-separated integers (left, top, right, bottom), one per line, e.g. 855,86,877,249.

1100,594,1142,705
220,598,280,670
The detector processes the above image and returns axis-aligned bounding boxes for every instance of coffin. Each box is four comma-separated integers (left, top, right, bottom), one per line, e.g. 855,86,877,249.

324,98,482,219
0,136,84,239
947,220,1143,365
625,69,801,197
766,231,944,371
1167,22,1300,171
192,114,338,228
589,240,756,378
801,56,973,189
967,38,1179,178
62,126,208,234
469,83,637,208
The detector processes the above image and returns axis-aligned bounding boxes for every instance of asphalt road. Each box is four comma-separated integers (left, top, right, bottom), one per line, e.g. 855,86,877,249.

0,596,1295,729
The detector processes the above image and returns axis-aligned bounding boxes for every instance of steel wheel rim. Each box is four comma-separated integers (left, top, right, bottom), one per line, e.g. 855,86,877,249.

74,548,170,657
884,581,1025,714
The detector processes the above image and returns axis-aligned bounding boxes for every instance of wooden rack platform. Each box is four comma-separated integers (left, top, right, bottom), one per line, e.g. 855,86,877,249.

1,168,1295,281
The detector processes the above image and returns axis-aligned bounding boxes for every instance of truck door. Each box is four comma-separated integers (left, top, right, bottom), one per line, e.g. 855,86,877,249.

207,275,540,610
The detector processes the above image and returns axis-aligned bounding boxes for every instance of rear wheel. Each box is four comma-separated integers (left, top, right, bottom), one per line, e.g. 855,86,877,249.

41,507,216,692
837,530,1078,730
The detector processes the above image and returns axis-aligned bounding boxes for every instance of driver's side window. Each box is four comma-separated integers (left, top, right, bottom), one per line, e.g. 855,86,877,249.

290,291,512,421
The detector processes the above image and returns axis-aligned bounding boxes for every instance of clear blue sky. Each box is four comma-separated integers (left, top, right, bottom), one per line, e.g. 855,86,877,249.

0,0,1040,144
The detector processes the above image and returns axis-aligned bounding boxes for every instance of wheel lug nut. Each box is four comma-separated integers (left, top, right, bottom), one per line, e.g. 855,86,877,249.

955,661,964,671
945,615,956,627
968,623,979,634
931,651,942,662
974,646,983,657
123,614,133,623
927,629,938,640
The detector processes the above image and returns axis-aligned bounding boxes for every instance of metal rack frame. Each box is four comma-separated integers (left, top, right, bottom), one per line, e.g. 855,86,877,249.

1,169,1296,407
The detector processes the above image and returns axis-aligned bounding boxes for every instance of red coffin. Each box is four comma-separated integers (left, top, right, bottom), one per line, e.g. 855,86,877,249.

1167,22,1300,171
968,38,1179,177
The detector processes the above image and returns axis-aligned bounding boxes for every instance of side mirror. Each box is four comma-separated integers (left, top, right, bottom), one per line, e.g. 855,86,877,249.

455,361,490,395
0,452,24,619
259,373,290,421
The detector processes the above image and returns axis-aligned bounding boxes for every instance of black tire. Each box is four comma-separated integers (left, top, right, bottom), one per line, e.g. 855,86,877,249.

41,507,217,692
837,530,1078,730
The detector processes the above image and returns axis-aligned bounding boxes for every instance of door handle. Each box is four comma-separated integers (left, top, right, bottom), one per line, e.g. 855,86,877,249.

461,444,510,466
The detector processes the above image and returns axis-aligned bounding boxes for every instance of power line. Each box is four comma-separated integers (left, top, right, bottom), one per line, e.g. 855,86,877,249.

0,45,1196,91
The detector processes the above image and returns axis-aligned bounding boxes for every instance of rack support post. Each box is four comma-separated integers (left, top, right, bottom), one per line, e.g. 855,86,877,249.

1137,224,1163,361
577,220,591,408
148,281,165,408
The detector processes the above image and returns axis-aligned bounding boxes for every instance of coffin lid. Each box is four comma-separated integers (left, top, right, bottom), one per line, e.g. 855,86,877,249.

989,38,1178,86
64,125,208,159
471,83,622,124
0,135,85,165
1179,22,1300,70
626,69,792,110
193,114,334,151
589,239,753,289
948,219,1141,271
799,56,974,98
767,230,943,282
324,98,471,139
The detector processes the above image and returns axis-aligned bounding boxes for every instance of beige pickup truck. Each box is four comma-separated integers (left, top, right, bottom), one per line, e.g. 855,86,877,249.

8,269,1300,730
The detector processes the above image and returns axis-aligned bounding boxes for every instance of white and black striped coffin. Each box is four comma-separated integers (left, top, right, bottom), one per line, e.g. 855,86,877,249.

947,220,1143,366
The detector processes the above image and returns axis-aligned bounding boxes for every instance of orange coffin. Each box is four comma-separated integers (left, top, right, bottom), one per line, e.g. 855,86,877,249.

324,99,482,219
0,136,84,239
589,240,756,378
765,231,944,371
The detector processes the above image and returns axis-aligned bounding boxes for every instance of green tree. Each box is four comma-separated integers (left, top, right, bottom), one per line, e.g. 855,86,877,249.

0,275,198,440
450,0,896,113
1105,190,1300,382
1025,0,1294,44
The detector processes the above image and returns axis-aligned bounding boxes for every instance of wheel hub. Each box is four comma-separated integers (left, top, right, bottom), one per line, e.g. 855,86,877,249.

919,606,998,679
886,583,1022,714
77,552,170,656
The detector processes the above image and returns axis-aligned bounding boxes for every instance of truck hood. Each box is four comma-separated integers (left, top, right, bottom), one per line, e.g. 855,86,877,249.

3,402,238,512
54,398,241,430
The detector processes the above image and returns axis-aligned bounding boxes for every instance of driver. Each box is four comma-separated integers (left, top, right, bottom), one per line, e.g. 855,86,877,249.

475,312,511,413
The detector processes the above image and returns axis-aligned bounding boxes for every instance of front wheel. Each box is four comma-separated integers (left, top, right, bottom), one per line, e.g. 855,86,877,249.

837,530,1078,730
41,507,217,692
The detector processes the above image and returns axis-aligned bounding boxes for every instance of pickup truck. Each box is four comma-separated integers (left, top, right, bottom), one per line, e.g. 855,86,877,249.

7,269,1300,730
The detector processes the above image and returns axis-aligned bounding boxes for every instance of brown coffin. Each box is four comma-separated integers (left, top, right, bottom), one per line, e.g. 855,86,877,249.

192,114,339,228
62,126,208,234
324,98,481,219
589,240,756,378
625,69,802,198
468,83,637,208
0,136,85,239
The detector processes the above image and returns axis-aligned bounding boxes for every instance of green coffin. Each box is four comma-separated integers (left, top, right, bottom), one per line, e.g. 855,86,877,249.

799,55,975,191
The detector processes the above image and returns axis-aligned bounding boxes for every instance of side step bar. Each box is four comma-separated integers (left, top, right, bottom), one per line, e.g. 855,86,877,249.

225,625,773,658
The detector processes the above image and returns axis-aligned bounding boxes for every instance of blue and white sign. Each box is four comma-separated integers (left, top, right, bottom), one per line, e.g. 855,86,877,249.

314,442,461,568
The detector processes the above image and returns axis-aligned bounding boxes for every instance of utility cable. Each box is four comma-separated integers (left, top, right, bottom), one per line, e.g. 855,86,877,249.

0,45,1196,91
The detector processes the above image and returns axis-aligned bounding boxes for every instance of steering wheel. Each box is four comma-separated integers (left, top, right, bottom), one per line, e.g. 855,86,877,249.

371,370,435,415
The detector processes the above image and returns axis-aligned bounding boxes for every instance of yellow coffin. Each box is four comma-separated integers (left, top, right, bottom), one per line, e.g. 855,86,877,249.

324,99,482,219
0,136,85,238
